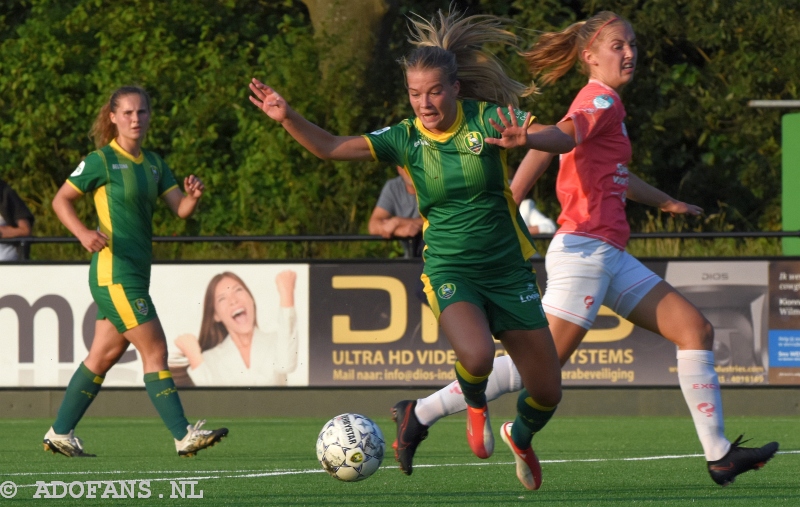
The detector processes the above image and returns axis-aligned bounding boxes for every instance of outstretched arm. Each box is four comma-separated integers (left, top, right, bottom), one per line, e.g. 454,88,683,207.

486,106,575,154
627,172,703,216
249,78,373,161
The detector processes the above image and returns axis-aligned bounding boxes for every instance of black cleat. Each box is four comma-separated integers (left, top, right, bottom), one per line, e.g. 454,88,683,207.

707,435,778,486
391,400,429,475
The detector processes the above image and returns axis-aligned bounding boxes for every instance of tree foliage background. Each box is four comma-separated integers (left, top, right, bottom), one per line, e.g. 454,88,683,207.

0,0,798,260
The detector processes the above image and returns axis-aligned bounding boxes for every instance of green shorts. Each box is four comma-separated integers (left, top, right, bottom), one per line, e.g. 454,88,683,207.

89,281,158,333
421,265,548,336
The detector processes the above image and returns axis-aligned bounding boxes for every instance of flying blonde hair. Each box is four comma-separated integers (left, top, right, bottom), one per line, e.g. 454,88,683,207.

521,11,630,91
400,8,527,108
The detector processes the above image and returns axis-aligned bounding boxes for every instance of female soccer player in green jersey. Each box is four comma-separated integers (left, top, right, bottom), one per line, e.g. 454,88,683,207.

249,10,574,490
44,85,228,458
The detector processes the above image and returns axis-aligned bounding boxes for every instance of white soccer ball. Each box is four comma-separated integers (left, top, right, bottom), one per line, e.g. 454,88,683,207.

315,413,385,482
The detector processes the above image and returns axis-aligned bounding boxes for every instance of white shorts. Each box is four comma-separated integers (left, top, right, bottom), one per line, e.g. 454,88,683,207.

542,234,661,329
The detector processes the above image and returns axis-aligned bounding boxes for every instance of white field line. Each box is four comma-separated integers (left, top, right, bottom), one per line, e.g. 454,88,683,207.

6,450,798,488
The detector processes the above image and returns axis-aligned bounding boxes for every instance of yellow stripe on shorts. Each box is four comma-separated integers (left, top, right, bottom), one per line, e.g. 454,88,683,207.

108,283,138,330
420,273,440,317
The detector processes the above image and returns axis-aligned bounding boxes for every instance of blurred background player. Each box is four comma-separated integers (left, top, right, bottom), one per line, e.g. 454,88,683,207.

0,177,35,261
369,165,424,258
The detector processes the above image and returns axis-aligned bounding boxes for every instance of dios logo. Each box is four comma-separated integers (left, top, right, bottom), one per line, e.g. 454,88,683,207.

584,296,595,309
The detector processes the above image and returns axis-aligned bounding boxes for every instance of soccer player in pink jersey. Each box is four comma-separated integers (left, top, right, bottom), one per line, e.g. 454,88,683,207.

391,11,778,487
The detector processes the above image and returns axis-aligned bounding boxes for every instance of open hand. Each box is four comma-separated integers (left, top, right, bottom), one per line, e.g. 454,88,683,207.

249,78,290,123
486,105,531,149
661,200,703,216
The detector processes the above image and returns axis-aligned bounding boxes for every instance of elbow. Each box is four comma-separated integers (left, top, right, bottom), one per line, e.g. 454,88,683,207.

558,137,576,154
511,187,526,206
18,221,32,236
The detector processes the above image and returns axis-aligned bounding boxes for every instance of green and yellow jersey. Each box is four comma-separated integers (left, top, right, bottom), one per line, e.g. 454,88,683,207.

67,139,178,287
364,100,535,274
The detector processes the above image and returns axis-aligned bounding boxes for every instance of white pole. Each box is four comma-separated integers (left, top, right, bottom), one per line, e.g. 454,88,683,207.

748,100,800,108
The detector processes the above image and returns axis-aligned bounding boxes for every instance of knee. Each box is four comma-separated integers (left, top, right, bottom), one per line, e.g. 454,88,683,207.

459,356,494,378
139,346,169,370
86,346,127,375
537,387,562,408
694,317,715,350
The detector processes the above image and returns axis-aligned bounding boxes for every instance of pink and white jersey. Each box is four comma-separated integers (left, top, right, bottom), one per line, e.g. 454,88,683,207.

555,80,632,249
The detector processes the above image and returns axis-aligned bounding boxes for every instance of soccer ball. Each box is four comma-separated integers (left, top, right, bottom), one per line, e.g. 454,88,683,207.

315,413,385,482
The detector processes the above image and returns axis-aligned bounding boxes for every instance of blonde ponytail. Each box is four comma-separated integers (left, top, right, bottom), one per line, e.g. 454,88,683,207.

401,9,526,107
521,11,628,90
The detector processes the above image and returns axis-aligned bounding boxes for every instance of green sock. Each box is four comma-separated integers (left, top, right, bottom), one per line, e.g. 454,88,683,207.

53,363,104,434
144,371,190,440
511,388,557,450
454,361,491,408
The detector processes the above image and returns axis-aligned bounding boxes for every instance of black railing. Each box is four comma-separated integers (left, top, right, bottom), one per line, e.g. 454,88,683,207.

2,230,800,247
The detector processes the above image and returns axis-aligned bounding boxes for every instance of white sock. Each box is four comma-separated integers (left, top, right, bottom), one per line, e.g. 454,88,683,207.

415,354,522,426
676,349,731,461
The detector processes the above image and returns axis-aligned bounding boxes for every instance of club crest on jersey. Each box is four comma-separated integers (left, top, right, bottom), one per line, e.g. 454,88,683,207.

134,298,149,316
150,166,159,182
465,131,484,155
438,283,456,300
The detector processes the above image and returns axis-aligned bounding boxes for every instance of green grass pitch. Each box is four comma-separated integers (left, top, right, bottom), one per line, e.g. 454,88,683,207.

1,415,797,506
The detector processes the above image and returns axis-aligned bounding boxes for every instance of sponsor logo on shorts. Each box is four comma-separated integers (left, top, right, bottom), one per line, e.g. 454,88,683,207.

518,288,540,304
697,402,715,417
465,131,484,155
437,283,456,299
584,295,595,309
134,298,149,316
